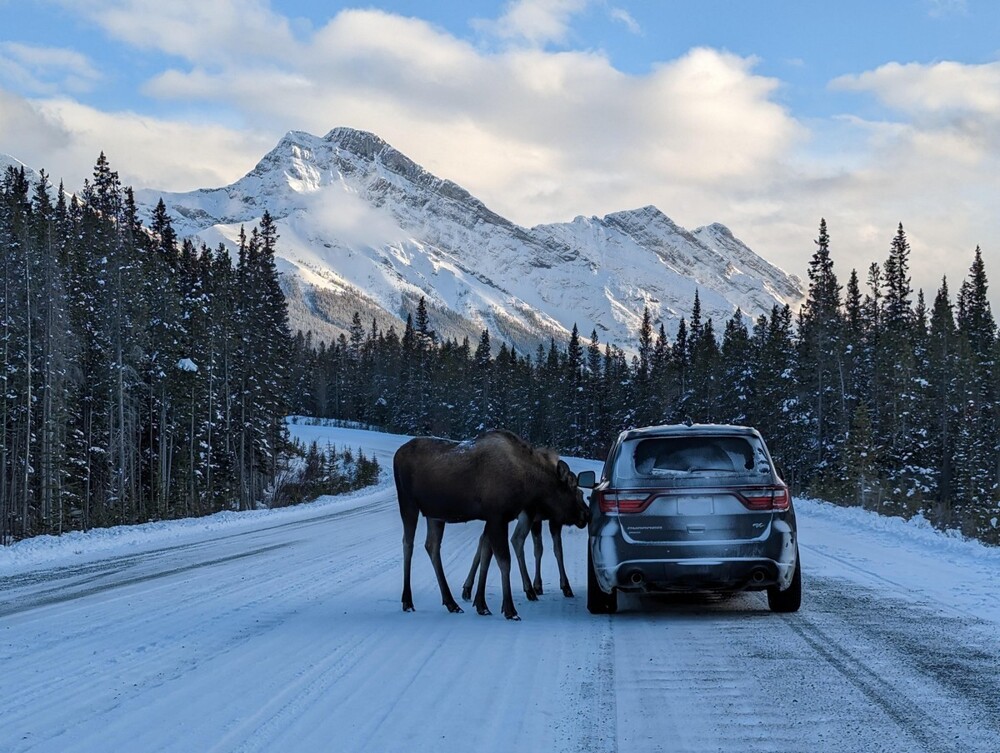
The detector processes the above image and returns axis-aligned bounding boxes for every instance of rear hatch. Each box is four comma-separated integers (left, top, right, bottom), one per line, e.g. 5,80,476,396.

603,434,786,545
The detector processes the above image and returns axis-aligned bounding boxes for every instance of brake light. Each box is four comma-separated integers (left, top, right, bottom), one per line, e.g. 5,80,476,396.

596,491,652,514
595,490,616,513
739,486,790,511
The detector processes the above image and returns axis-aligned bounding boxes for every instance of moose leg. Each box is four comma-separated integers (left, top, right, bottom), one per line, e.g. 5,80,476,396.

531,517,544,595
425,518,463,613
473,533,494,616
510,512,537,600
550,521,573,597
401,509,418,612
486,519,519,621
462,530,487,601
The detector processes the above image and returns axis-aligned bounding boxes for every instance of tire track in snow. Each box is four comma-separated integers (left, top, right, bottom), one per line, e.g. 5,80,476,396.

605,578,1000,753
0,496,400,752
0,533,357,738
795,574,1000,751
558,619,617,753
128,514,404,753
207,626,393,753
0,502,385,616
610,595,792,753
0,542,297,618
204,511,495,753
785,615,959,753
269,519,602,753
800,541,1000,620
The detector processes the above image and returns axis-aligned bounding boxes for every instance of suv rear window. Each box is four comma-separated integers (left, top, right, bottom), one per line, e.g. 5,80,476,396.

612,435,772,483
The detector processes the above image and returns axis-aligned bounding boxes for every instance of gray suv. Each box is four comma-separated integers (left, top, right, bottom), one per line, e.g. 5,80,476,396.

578,423,800,614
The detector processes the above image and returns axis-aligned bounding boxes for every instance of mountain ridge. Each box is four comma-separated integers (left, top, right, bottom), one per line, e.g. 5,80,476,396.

7,127,805,350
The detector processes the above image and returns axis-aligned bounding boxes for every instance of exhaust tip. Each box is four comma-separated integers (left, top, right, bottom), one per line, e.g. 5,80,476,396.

628,569,644,585
751,568,767,583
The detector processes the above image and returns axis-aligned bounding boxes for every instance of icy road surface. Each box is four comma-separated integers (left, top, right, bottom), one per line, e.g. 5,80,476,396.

2,425,999,753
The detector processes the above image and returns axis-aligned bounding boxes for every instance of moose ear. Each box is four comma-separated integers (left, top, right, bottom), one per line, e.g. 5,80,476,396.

556,459,574,485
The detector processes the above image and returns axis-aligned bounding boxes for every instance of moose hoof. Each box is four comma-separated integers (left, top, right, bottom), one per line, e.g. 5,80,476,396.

461,586,472,601
533,583,544,596
476,605,492,616
446,603,464,614
562,585,574,598
525,588,538,601
504,612,521,621
402,603,415,612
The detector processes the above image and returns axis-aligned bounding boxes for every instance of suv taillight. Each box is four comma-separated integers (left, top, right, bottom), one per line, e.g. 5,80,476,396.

739,486,790,511
596,491,652,514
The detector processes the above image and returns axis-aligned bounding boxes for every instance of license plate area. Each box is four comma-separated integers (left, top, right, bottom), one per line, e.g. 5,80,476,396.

677,496,714,515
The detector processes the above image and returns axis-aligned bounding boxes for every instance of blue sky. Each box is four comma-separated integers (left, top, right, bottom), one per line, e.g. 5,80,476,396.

1,0,998,302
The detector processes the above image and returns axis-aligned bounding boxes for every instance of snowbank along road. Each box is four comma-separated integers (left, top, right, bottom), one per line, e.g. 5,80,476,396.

1,424,999,753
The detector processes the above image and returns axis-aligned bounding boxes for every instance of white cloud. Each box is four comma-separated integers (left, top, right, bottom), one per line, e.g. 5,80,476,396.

58,0,298,65
0,42,102,94
478,0,590,46
831,60,1000,119
0,87,269,192
608,6,641,35
0,87,72,157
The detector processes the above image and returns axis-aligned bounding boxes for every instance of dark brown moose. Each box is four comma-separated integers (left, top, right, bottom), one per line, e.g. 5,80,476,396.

393,430,589,620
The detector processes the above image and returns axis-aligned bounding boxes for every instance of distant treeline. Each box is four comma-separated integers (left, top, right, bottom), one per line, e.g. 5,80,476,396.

1,158,293,543
272,441,380,509
290,220,1000,544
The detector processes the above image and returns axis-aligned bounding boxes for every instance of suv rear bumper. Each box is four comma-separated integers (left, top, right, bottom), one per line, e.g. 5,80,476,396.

590,516,797,594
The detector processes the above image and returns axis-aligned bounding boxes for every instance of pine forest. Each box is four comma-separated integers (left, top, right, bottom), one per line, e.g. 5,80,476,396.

3,161,999,545
1,159,292,543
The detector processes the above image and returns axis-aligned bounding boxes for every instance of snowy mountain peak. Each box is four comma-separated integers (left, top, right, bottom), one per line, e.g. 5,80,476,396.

604,205,692,238
700,221,735,238
132,128,804,350
605,204,671,223
322,126,392,157
0,153,41,184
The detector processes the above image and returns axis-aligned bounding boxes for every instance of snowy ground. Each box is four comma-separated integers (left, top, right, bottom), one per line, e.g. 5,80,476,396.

2,424,999,753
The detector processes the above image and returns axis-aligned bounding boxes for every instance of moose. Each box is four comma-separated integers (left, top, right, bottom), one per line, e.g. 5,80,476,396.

461,513,575,603
393,429,589,620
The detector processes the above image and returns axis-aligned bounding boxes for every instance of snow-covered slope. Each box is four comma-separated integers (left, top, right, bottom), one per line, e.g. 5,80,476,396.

0,153,40,184
135,128,804,349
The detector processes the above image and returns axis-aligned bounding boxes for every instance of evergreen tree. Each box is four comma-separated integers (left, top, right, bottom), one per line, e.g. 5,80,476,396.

883,223,913,333
672,317,689,418
563,324,585,452
927,278,959,521
953,247,998,536
473,328,493,430
688,308,719,422
797,218,845,485
719,311,752,424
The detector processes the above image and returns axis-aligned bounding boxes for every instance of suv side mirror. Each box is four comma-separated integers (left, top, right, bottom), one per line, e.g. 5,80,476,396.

576,470,596,488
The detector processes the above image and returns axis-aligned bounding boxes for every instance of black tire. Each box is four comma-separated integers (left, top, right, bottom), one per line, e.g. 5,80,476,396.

767,549,802,613
587,545,618,615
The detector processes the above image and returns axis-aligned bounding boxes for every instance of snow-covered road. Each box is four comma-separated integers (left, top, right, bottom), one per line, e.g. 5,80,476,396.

1,426,999,753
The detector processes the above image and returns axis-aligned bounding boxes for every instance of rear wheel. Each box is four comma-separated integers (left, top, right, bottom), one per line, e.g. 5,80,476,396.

587,546,618,615
767,549,801,613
